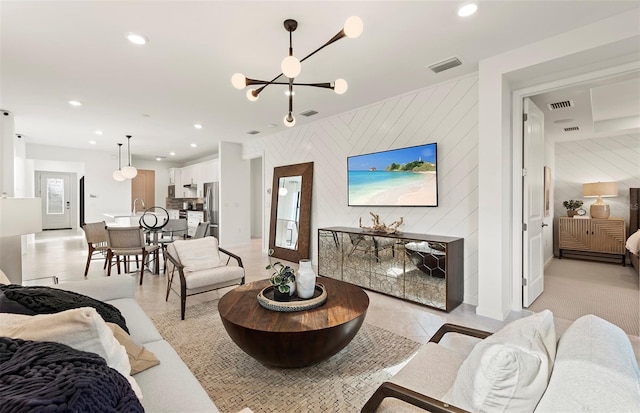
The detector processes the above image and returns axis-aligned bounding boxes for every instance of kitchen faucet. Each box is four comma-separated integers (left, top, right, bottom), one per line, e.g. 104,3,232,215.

133,198,146,215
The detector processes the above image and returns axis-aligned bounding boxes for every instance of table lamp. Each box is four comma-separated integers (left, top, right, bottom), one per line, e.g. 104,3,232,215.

582,182,618,219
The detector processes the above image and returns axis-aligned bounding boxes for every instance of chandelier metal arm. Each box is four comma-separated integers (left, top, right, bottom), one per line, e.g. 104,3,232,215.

300,30,346,64
247,78,334,89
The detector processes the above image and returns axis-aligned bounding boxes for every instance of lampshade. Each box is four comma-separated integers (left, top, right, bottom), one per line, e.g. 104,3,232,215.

583,182,618,198
0,198,43,237
583,181,618,219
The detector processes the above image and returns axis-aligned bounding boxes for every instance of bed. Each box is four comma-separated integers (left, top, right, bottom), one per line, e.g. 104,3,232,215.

629,188,640,275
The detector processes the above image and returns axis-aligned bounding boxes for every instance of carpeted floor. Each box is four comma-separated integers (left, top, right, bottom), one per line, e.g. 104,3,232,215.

151,301,421,413
529,258,639,336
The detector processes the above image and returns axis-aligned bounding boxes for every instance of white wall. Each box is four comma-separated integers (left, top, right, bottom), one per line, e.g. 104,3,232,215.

26,144,181,224
477,8,640,319
553,134,640,230
245,73,481,305
250,157,262,239
219,141,251,247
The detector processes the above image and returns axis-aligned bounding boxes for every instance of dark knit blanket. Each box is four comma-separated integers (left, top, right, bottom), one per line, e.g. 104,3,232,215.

0,337,143,413
0,285,128,333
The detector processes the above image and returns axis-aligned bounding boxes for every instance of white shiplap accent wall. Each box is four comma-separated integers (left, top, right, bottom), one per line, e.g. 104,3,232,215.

554,133,640,231
244,74,480,305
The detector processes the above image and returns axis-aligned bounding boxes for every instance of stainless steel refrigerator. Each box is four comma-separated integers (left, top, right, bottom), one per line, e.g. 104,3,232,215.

203,182,219,238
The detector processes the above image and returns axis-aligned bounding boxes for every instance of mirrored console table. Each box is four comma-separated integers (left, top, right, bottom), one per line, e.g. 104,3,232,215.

318,227,464,312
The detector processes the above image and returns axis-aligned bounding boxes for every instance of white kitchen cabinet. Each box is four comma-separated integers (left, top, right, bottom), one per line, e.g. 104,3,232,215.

202,159,218,183
187,211,204,237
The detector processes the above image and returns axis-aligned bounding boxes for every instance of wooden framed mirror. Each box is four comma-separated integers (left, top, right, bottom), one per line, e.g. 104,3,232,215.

269,162,313,262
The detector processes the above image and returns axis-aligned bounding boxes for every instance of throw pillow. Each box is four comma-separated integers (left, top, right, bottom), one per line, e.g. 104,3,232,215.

0,283,128,333
442,310,556,412
172,236,222,271
626,229,640,255
0,307,142,400
108,322,160,375
535,315,640,412
0,337,144,412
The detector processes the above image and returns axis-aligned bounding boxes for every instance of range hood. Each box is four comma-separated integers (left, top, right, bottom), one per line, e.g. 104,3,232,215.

183,183,197,189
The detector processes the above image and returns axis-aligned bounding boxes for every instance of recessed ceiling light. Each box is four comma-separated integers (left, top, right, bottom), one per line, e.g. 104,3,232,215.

457,3,478,17
194,124,203,129
156,156,165,161
267,123,278,128
89,140,96,144
68,100,82,106
169,152,176,156
126,32,148,45
190,143,197,148
95,130,103,135
141,114,151,118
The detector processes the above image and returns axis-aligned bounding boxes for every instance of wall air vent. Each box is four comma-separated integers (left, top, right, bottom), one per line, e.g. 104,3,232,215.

548,100,574,110
246,130,260,135
300,109,318,117
563,126,579,132
427,56,462,73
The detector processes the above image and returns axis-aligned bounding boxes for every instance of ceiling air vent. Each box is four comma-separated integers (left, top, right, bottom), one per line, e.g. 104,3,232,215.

563,126,579,132
300,109,318,117
428,57,462,74
246,130,260,135
547,100,574,110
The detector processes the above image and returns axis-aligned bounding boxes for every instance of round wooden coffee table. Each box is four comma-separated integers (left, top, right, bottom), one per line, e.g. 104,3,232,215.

218,276,369,368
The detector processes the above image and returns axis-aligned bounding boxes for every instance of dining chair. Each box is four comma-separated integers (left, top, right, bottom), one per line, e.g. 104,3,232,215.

158,219,189,273
105,225,160,284
81,221,109,276
193,221,210,239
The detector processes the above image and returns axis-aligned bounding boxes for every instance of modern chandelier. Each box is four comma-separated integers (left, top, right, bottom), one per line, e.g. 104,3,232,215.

112,143,126,182
121,135,138,179
231,16,363,127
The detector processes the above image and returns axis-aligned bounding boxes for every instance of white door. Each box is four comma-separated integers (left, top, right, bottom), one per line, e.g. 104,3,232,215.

36,172,74,230
522,97,545,307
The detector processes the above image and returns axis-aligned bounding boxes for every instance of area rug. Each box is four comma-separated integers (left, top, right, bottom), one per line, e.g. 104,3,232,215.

151,301,421,413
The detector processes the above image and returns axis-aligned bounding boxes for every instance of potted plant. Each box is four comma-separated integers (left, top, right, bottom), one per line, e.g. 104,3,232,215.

563,199,584,217
266,250,296,301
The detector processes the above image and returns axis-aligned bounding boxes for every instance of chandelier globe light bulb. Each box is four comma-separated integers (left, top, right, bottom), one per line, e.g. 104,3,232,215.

283,114,296,127
113,170,126,182
231,73,246,89
281,56,301,78
246,89,259,101
344,16,363,38
121,165,138,179
334,79,348,94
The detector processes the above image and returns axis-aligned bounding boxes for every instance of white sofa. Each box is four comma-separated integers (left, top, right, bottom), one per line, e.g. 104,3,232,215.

363,311,640,413
52,275,219,413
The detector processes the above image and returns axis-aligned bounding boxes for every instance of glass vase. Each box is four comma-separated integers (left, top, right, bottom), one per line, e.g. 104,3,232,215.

296,259,316,299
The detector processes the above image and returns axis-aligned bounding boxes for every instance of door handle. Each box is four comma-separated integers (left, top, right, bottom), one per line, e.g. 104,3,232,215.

542,223,548,227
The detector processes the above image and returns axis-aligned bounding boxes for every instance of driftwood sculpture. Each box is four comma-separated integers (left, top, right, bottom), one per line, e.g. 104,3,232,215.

359,212,404,234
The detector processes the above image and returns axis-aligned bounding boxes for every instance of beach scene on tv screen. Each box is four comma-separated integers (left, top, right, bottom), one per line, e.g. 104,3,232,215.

348,144,437,206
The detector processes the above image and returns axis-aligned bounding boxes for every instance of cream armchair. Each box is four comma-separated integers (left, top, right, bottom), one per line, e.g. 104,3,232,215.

165,237,245,320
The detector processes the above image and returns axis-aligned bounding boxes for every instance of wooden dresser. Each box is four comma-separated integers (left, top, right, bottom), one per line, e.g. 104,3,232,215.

558,217,626,265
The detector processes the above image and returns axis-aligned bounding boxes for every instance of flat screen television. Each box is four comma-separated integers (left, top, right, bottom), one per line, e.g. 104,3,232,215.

347,143,438,207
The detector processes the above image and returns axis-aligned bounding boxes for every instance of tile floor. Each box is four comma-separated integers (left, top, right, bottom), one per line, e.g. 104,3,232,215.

22,229,530,343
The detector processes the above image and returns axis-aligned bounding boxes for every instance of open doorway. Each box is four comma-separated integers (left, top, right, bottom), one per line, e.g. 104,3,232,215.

521,70,640,335
250,156,263,240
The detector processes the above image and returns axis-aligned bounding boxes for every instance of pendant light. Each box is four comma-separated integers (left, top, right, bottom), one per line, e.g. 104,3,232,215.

121,135,138,179
112,143,126,182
